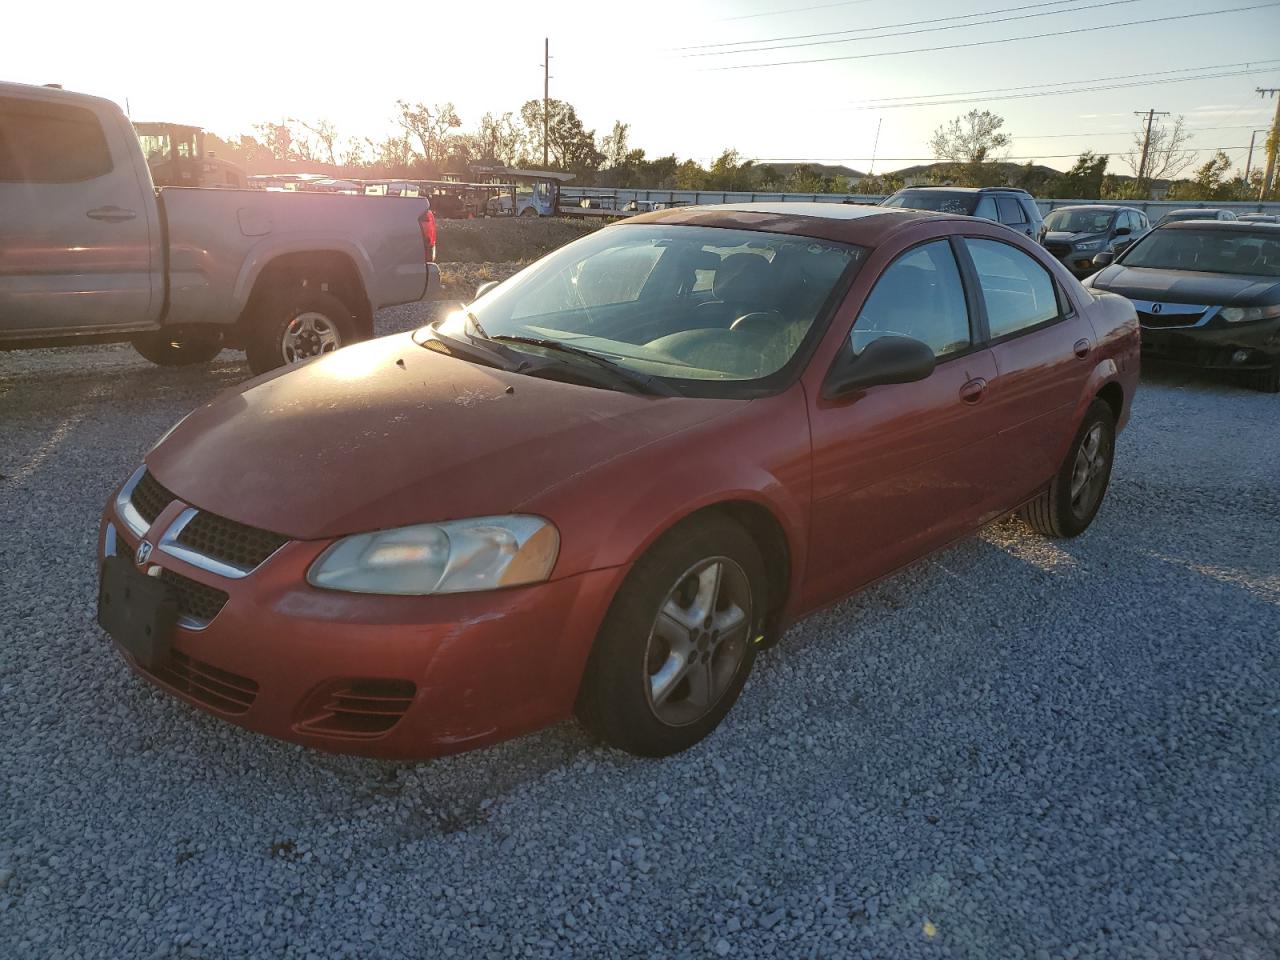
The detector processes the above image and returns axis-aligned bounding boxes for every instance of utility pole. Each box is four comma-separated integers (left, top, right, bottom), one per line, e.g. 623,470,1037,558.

1133,108,1169,196
1258,88,1280,200
541,38,552,168
1244,128,1269,181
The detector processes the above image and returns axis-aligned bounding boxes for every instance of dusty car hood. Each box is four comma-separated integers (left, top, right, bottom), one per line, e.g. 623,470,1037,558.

1089,266,1280,305
147,332,741,540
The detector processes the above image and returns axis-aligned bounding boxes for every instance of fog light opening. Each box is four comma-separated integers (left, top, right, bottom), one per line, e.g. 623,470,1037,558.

1231,350,1252,365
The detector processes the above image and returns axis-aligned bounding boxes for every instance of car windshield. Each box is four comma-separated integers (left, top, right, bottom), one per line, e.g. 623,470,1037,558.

429,224,865,392
1045,209,1114,233
881,190,978,215
1120,228,1280,277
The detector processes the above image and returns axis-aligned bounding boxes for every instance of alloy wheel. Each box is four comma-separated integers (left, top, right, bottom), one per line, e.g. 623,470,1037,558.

644,557,753,727
1069,422,1111,519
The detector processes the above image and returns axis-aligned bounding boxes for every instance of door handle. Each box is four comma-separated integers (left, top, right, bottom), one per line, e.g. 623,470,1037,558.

86,206,137,223
1073,338,1092,360
959,377,987,404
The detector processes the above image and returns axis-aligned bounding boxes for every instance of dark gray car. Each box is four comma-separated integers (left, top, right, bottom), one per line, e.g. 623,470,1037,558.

880,187,1046,244
1043,205,1150,278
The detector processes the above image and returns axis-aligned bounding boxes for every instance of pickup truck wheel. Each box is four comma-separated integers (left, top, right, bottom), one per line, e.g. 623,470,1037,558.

246,288,357,375
520,206,539,218
131,331,222,366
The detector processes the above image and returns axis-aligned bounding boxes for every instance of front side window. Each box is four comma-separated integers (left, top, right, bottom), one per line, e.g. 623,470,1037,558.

443,224,865,390
0,96,113,183
996,197,1024,226
964,238,1060,338
851,241,971,359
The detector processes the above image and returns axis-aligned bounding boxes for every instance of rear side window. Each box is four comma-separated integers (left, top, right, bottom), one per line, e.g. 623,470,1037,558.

964,238,1060,339
1019,198,1041,223
996,197,1024,225
0,96,113,183
852,240,971,359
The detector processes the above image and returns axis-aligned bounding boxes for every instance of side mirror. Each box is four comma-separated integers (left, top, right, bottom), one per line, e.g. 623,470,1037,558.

1113,226,1131,237
822,335,936,400
474,280,500,300
1092,251,1115,268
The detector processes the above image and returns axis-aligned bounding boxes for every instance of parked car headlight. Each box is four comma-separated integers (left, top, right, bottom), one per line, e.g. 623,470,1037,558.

1218,304,1280,323
307,516,559,595
1074,239,1104,251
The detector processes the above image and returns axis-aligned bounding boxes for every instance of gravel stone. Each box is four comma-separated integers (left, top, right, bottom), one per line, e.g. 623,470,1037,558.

1,317,1278,959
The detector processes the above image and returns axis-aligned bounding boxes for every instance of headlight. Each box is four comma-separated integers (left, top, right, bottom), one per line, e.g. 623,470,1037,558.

1218,304,1280,323
308,515,559,595
1074,240,1104,251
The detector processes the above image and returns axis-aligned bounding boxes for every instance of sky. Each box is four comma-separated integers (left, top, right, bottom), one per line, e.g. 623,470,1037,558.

7,0,1280,175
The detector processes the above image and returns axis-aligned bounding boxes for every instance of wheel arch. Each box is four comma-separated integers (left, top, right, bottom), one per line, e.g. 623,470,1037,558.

1095,380,1124,425
235,250,373,343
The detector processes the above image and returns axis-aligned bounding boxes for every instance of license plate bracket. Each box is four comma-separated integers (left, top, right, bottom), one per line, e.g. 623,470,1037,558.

97,556,178,671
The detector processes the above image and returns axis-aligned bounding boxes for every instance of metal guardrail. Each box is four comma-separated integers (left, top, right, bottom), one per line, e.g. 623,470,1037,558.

559,187,1280,218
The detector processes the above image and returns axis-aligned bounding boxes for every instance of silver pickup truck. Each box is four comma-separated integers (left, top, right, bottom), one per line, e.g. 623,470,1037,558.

0,82,438,373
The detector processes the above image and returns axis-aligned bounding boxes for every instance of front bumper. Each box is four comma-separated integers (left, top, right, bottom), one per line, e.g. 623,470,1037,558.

99,497,626,760
1141,316,1280,370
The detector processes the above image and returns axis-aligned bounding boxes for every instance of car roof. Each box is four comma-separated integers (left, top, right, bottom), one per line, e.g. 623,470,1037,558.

896,186,1031,195
1160,220,1280,231
625,201,947,245
1048,204,1129,211
1165,208,1227,215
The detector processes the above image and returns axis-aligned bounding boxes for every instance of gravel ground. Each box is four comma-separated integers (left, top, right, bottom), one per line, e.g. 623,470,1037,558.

1,310,1278,960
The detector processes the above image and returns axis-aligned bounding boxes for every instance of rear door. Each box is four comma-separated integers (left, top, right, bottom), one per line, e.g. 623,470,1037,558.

804,238,1000,609
959,236,1096,502
0,92,158,335
996,196,1034,240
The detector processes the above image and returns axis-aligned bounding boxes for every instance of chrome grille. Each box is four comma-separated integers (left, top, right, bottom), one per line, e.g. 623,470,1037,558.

130,470,175,526
174,512,288,572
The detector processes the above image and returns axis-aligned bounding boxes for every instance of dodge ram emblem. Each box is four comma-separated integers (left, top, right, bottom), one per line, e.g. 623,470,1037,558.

1151,303,1163,314
135,540,153,565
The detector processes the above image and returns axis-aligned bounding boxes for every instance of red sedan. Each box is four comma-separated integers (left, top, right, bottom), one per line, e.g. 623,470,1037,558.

98,203,1140,758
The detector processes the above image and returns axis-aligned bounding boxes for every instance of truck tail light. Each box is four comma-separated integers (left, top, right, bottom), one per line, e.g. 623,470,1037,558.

419,209,437,263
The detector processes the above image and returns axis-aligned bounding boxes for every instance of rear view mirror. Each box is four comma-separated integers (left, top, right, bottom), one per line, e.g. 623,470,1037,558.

1092,251,1115,268
475,280,500,300
822,335,936,399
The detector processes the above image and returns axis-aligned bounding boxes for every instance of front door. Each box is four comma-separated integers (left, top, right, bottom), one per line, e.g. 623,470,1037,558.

804,239,1002,610
0,94,156,336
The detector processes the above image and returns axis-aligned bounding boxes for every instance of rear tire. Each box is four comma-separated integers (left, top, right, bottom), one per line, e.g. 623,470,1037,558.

244,287,359,376
1020,399,1116,538
576,515,766,757
131,330,222,366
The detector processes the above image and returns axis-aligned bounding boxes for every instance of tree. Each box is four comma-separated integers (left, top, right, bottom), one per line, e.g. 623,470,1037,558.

705,149,754,191
674,159,707,190
518,99,603,177
1048,151,1109,199
855,172,904,195
1123,114,1194,185
930,110,1010,185
600,121,631,170
291,118,339,166
1167,150,1252,201
475,112,523,165
397,101,461,167
253,122,293,161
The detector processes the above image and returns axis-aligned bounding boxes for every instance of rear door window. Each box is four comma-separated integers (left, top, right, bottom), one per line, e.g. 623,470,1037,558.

996,198,1025,226
1019,198,1041,224
0,96,113,183
851,241,971,359
964,238,1061,339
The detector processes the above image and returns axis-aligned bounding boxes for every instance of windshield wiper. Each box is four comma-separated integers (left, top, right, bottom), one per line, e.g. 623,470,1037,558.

490,335,680,396
427,323,530,373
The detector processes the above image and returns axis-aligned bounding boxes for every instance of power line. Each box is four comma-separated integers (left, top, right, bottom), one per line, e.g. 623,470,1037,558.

678,0,1091,52
705,2,1280,71
849,59,1280,106
684,0,1141,58
1015,124,1266,140
743,145,1256,162
717,0,875,22
845,66,1280,109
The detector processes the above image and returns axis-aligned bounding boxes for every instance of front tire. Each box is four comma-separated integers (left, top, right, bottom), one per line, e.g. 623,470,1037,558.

131,330,222,366
245,287,359,376
1020,399,1116,538
576,515,766,757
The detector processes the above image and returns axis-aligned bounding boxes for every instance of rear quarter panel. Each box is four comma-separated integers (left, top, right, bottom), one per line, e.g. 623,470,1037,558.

160,189,430,327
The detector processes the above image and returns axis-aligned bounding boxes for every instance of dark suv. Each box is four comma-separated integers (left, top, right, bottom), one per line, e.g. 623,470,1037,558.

1043,205,1150,277
880,186,1046,243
